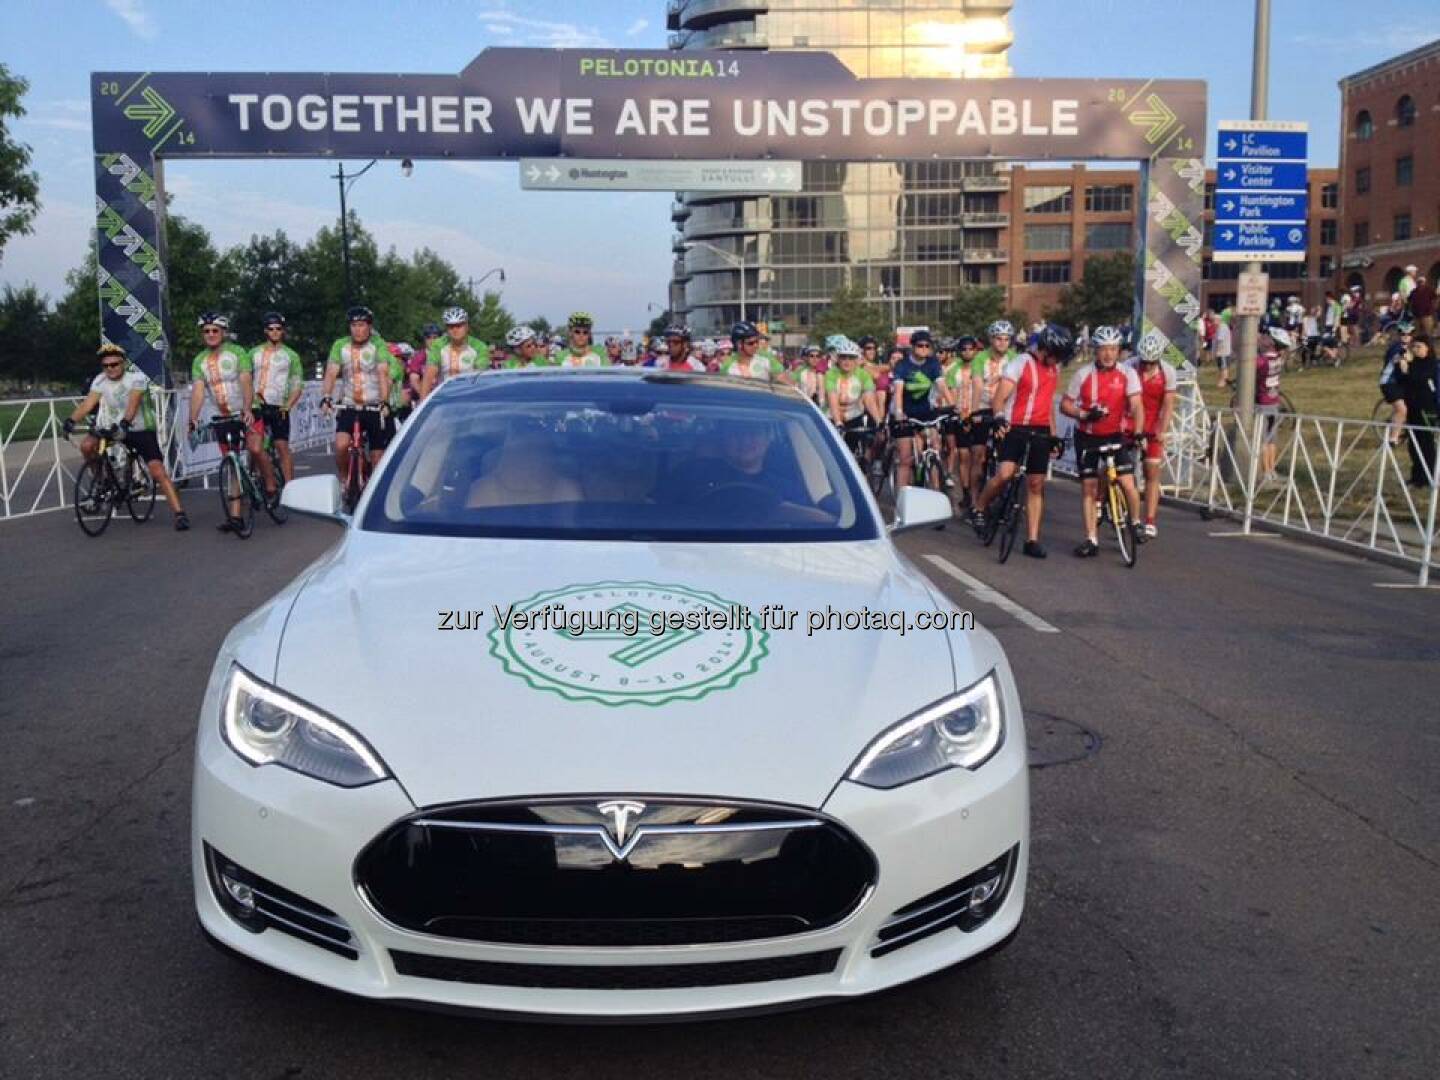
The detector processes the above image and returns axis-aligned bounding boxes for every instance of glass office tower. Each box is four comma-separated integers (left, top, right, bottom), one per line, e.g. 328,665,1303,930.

665,1,1015,340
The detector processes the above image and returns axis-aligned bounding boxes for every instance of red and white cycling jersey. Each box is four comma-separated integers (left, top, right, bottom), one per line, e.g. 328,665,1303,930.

1001,353,1059,429
1127,358,1177,433
1065,362,1141,436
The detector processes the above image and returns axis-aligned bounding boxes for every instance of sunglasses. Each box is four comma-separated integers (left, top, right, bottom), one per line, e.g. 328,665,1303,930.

265,324,284,331
913,343,933,349
203,326,223,333
102,360,124,369
572,328,592,335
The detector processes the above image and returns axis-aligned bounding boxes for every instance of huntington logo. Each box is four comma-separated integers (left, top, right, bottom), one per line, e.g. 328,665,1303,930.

488,581,768,707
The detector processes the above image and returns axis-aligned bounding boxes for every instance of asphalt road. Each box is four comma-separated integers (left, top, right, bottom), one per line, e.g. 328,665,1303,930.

2,471,1437,1080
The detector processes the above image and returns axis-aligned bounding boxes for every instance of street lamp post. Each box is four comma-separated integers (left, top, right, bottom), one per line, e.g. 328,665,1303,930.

331,158,413,307
686,239,746,323
468,267,506,295
1236,0,1271,463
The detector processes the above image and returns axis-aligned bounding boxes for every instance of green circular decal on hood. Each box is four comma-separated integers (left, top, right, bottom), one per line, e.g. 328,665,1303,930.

487,581,769,707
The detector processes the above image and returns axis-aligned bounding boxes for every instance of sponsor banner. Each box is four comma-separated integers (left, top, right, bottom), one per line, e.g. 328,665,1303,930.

171,381,331,479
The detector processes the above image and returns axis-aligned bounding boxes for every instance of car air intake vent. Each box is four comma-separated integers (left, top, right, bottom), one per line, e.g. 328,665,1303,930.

356,798,876,947
204,843,358,960
871,846,1017,959
390,948,843,989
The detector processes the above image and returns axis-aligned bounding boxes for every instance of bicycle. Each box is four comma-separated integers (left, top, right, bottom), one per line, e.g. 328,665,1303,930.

838,417,885,496
979,428,1063,564
339,404,384,513
888,412,953,496
69,424,155,537
1092,437,1142,568
203,418,273,540
251,414,289,526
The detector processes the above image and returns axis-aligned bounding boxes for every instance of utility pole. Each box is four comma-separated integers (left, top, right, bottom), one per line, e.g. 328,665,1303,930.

337,162,352,307
1235,0,1271,452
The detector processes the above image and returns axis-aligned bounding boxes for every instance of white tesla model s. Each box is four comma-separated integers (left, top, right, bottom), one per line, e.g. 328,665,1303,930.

192,368,1028,1020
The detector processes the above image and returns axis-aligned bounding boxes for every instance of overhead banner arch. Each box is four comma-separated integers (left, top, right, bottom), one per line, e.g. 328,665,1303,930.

91,48,1206,381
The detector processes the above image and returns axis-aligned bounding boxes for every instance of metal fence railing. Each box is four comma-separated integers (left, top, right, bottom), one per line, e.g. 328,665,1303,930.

1,382,332,523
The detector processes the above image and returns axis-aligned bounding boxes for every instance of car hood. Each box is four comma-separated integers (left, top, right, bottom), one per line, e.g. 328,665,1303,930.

273,531,973,809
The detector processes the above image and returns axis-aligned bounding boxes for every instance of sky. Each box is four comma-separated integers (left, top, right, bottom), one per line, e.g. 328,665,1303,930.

1,0,1433,331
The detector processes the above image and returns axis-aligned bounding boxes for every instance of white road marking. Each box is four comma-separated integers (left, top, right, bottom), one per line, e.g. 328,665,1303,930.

922,554,1060,634
1372,582,1440,590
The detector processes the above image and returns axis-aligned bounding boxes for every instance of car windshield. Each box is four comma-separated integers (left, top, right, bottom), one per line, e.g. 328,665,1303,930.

362,374,878,542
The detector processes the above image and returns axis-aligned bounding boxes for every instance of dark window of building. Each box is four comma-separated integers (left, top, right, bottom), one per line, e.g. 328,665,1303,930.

1085,222,1132,251
1023,185,1072,214
1397,155,1413,187
1356,167,1371,195
1024,224,1072,252
1396,95,1416,127
1353,221,1369,247
1321,183,1338,209
1084,184,1133,213
1320,220,1338,246
1023,261,1071,284
1394,213,1412,242
1355,110,1373,140
1319,255,1336,278
1269,263,1305,280
1204,183,1216,211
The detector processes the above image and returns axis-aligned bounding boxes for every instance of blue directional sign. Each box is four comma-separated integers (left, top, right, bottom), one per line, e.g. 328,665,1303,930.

1214,121,1308,263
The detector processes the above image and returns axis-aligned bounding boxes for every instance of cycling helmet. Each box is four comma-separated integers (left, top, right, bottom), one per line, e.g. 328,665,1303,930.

1033,323,1075,361
442,306,468,326
506,325,538,348
197,311,229,329
604,336,620,347
662,322,691,341
835,338,862,358
956,335,980,351
987,320,1014,339
1265,327,1294,348
1137,335,1166,363
700,339,718,357
1395,320,1416,334
823,333,848,353
1092,325,1125,347
387,341,414,358
421,322,442,338
568,311,594,329
910,329,934,347
730,320,760,343
346,305,374,324
261,311,286,328
804,343,823,356
857,335,877,349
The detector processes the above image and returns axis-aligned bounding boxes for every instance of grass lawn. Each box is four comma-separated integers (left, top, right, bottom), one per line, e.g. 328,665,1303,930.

1189,343,1390,423
0,397,82,444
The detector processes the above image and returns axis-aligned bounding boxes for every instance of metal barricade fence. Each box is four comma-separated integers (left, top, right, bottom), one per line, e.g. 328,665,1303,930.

1,382,332,521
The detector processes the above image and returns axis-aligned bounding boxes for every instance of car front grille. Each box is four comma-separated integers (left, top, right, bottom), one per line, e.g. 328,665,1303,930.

355,798,876,947
871,846,1018,959
204,843,358,960
389,947,843,989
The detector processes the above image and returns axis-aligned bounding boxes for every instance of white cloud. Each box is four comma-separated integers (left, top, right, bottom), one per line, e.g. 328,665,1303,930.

21,99,91,134
103,0,158,40
626,18,649,37
0,198,94,297
473,7,613,48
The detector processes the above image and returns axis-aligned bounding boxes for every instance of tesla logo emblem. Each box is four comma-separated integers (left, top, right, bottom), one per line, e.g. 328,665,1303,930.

596,800,647,859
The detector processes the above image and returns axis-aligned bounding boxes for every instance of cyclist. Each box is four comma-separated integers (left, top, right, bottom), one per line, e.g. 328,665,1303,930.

1060,325,1144,557
723,321,789,383
248,311,303,497
827,338,882,468
888,329,952,490
384,342,414,438
796,342,828,405
647,323,706,371
756,329,781,369
560,312,606,366
64,343,189,530
972,323,1075,559
967,324,1015,509
942,335,981,510
187,312,254,531
1128,336,1178,538
422,307,491,397
503,324,548,368
322,305,391,482
604,335,625,365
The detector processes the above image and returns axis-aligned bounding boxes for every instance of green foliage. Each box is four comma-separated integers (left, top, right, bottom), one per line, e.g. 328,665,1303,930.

647,310,672,339
1046,252,1136,330
0,63,41,259
528,315,554,337
0,283,51,385
810,284,891,345
937,286,1007,339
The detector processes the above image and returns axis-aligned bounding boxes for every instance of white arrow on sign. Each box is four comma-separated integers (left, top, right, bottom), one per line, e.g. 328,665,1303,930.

545,166,560,182
526,166,540,181
1222,168,1237,182
762,167,775,183
1224,137,1238,151
1222,200,1236,212
1222,230,1235,241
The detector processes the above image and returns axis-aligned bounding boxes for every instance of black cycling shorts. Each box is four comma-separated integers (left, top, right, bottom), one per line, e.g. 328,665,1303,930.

210,417,247,450
1381,382,1404,404
336,408,384,449
255,404,291,441
998,424,1054,474
121,429,162,463
1075,432,1136,479
967,409,995,449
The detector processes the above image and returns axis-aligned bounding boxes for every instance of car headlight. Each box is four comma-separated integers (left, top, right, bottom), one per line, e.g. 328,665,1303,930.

220,663,389,788
847,672,1005,789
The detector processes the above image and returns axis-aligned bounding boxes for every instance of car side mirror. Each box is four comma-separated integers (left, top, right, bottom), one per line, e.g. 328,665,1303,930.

280,475,347,523
889,486,952,534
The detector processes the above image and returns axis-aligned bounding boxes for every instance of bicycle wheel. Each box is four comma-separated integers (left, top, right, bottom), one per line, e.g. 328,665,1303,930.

265,451,288,525
1109,483,1136,567
73,458,114,537
218,455,255,539
124,452,156,523
343,448,365,513
997,493,1022,563
980,479,1009,547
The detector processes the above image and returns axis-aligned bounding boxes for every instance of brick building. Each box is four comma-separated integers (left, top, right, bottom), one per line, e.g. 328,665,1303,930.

1002,166,1340,325
1337,38,1440,300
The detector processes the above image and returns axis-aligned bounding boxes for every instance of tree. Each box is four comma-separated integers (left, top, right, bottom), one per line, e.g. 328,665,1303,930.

229,230,306,349
528,315,553,337
938,285,1007,340
1046,252,1136,330
647,310,672,339
468,290,513,345
0,64,41,261
810,283,890,344
162,214,239,375
0,283,51,387
47,253,103,387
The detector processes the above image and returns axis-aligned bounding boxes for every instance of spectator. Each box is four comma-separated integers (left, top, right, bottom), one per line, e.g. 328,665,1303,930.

1214,316,1233,391
1380,323,1415,445
1398,265,1418,308
1256,327,1288,484
1409,275,1436,338
1384,334,1438,487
